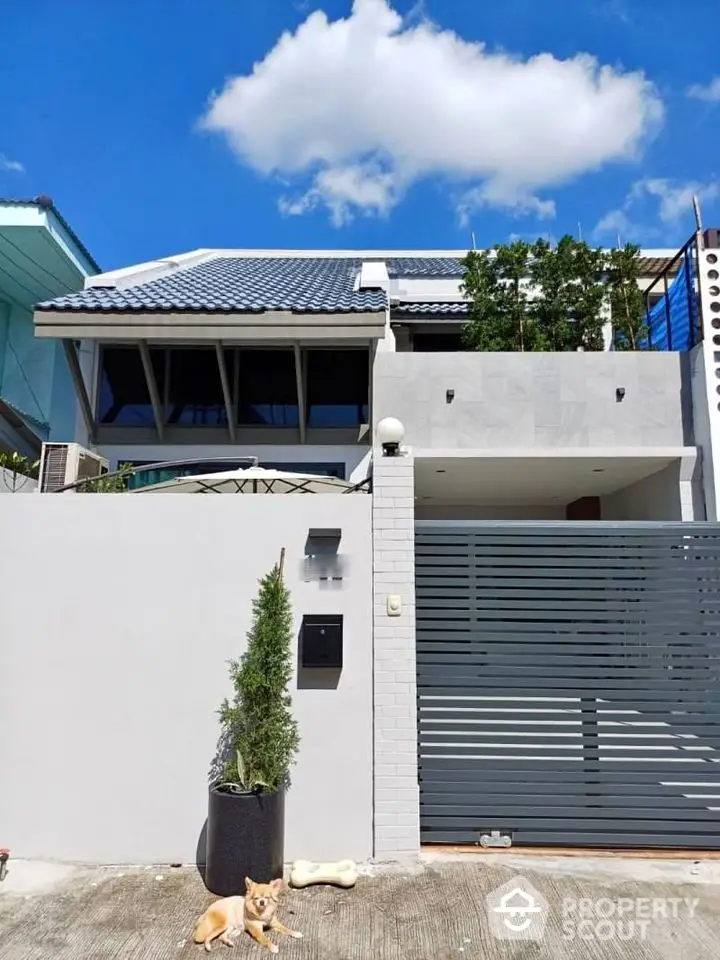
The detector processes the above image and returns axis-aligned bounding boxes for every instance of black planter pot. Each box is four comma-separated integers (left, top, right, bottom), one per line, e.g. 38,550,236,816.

204,785,285,896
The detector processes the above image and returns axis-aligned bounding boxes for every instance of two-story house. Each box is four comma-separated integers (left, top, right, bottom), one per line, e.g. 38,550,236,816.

21,231,720,863
32,241,708,518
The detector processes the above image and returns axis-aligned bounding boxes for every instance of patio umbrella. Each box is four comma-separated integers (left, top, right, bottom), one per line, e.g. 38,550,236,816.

132,466,364,494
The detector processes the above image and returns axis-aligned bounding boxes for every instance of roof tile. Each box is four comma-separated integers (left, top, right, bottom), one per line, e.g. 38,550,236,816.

393,302,469,316
36,252,675,315
38,256,387,314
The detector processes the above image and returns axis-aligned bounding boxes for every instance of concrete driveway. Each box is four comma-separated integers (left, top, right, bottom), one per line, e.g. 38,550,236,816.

1,855,720,959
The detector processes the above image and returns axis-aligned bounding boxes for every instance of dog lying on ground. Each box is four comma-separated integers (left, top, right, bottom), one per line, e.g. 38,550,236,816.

193,877,303,953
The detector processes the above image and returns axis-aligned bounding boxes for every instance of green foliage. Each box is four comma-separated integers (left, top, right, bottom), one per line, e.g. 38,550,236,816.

462,235,610,352
462,240,543,351
567,240,608,352
460,250,503,351
0,451,39,492
607,243,648,351
217,562,299,793
530,237,606,351
81,464,134,492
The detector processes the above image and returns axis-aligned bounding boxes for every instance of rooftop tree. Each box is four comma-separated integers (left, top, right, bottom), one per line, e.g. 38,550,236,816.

462,240,543,351
462,235,610,352
606,243,648,351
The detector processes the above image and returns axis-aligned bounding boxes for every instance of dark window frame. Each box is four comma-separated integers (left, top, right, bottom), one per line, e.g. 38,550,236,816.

96,343,371,433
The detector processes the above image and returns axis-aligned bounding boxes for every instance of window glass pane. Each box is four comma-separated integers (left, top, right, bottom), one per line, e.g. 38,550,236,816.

306,350,368,427
261,461,345,480
125,459,346,488
98,346,165,426
167,348,226,425
237,350,298,426
125,458,254,489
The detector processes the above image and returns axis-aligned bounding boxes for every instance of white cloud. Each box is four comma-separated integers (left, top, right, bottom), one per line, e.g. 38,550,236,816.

279,161,397,225
0,154,24,174
594,177,719,242
632,178,719,224
595,207,634,239
457,185,556,227
686,78,720,103
508,229,557,244
200,0,663,225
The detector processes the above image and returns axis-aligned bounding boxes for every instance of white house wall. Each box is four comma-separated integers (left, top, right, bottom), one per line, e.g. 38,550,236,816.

0,494,373,864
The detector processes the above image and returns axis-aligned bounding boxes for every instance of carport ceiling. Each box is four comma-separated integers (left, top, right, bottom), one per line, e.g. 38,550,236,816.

414,455,678,505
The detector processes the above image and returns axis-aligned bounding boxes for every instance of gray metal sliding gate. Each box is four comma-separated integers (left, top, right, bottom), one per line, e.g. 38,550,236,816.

416,522,720,849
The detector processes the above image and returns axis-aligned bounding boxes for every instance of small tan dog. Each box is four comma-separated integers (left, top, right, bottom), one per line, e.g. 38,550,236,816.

193,877,303,953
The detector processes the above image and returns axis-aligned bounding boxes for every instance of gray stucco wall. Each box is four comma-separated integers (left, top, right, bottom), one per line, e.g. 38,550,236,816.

373,351,691,449
0,495,372,864
601,462,684,520
600,459,704,521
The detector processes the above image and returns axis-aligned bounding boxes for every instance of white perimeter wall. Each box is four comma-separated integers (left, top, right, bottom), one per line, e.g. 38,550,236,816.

0,494,373,864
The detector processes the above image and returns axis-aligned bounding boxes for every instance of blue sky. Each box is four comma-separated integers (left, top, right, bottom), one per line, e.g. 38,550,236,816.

1,0,718,271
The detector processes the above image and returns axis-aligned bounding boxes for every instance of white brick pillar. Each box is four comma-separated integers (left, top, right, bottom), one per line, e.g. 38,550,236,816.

372,452,420,859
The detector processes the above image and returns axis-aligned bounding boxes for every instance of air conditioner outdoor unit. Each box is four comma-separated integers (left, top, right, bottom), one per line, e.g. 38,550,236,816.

38,442,110,493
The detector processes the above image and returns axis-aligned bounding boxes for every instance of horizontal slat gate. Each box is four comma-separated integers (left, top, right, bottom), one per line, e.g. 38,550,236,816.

416,522,720,849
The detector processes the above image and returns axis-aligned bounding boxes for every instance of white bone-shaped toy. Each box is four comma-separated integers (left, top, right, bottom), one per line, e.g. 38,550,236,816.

289,859,358,889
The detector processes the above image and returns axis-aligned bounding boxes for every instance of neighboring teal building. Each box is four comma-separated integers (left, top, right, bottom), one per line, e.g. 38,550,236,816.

0,197,98,459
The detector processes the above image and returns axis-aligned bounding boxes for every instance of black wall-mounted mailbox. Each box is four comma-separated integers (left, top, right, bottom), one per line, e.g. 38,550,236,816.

300,614,343,669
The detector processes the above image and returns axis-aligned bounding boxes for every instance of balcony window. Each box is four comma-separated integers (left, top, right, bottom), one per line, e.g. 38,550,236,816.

125,459,346,489
237,349,298,426
97,345,371,434
167,348,227,425
306,349,369,428
98,346,165,426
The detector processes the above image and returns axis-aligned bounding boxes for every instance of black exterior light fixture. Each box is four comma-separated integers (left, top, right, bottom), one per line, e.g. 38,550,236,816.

616,387,626,402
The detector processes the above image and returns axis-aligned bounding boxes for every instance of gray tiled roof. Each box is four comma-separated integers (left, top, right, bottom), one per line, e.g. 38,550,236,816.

393,302,469,316
35,250,674,316
37,256,387,314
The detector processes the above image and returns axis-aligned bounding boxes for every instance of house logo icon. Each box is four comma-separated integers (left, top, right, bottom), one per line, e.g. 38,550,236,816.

486,876,549,941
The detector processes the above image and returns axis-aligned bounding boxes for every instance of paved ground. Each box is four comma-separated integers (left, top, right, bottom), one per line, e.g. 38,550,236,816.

2,856,720,959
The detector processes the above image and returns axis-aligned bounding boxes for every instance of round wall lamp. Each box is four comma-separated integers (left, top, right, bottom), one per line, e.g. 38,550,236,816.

376,417,405,457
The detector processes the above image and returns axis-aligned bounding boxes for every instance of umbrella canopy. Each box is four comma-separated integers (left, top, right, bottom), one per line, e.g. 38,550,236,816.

132,466,365,494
